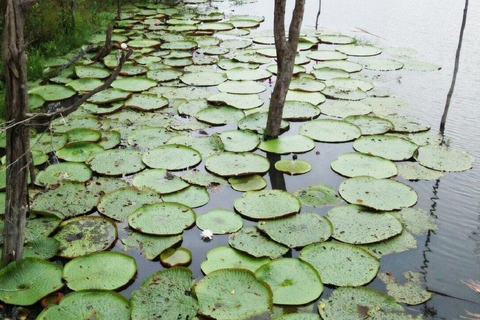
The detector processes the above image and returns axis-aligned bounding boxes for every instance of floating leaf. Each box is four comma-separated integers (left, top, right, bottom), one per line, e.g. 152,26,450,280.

196,209,243,234
0,258,63,306
360,58,403,71
312,67,350,81
320,100,371,118
226,67,272,81
275,159,312,175
336,44,382,56
66,78,103,92
300,119,361,143
111,77,157,92
181,170,227,188
293,184,343,208
238,112,289,134
75,65,111,79
378,272,432,305
128,202,196,235
307,50,347,61
327,205,403,244
286,90,325,106
87,149,146,175
29,85,76,101
359,231,417,259
391,208,438,236
147,68,183,82
162,185,210,208
401,59,441,71
322,86,366,101
219,130,260,152
256,258,323,305
35,162,92,186
121,231,182,260
143,144,201,170
319,34,354,44
344,115,394,135
314,60,363,73
196,106,245,125
331,152,398,179
180,71,227,86
125,94,169,111
201,246,269,274
208,92,264,110
167,134,224,158
229,227,289,259
339,176,418,211
229,174,266,192
382,115,430,133
397,163,444,180
205,152,269,177
63,252,137,290
56,142,104,162
259,135,315,154
258,211,332,248
353,135,418,161
299,242,379,287
234,190,301,220
414,145,475,172
132,169,188,194
23,237,60,259
127,127,177,150
218,80,267,94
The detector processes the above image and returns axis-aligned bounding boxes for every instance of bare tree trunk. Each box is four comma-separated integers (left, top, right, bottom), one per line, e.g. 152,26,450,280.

265,0,305,140
117,0,121,20
2,0,31,267
440,0,468,134
315,0,321,30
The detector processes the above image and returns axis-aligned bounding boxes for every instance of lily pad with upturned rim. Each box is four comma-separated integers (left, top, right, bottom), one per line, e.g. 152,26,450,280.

180,170,227,188
339,176,418,211
391,208,438,236
360,58,404,71
132,169,189,194
218,80,267,94
229,174,267,192
143,144,202,170
286,91,326,106
312,67,350,81
282,101,321,121
219,130,260,152
226,67,272,81
307,50,347,61
234,190,301,220
160,247,192,267
259,135,315,154
87,149,146,175
66,78,103,92
314,60,363,73
34,162,92,186
23,236,60,259
293,184,343,208
196,106,245,125
201,246,270,274
205,152,269,177
196,209,243,234
397,162,444,180
238,112,289,134
121,231,182,260
299,119,361,143
229,227,289,259
289,77,326,92
379,272,432,305
353,135,418,161
167,134,224,158
414,145,475,172
125,94,169,111
29,85,76,101
162,185,210,208
359,230,417,259
180,71,227,87
322,86,367,101
87,88,131,104
344,115,394,135
111,77,157,92
331,152,398,179
275,159,312,175
208,92,264,110
335,44,382,56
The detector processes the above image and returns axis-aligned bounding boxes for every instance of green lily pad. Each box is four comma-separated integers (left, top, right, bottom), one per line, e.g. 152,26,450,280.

353,135,418,161
401,59,441,71
29,94,45,110
196,209,243,234
35,162,92,186
162,185,210,208
66,78,103,92
282,101,321,121
312,67,350,81
317,287,404,319
363,96,412,115
218,80,267,94
146,68,183,82
397,162,444,180
319,34,354,44
132,169,189,194
121,231,182,260
314,60,363,73
414,145,475,172
275,159,312,175
82,102,124,114
31,182,96,219
325,77,374,92
75,65,111,79
391,208,438,236
299,242,380,287
127,127,177,150
29,85,76,101
238,112,289,134
67,127,101,142
177,99,209,117
181,170,227,188
195,268,272,320
344,115,394,135
289,77,326,92
167,134,224,158
234,190,301,220
220,130,260,152
286,91,326,106
229,226,289,259
0,258,63,306
307,50,347,61
160,247,192,267
218,58,260,70
359,230,417,259
87,88,131,104
274,313,320,320
328,205,403,244
205,152,269,177
143,144,201,170
339,176,418,211
259,135,315,154
208,92,264,110
360,58,403,71
111,77,157,92
331,152,398,179
128,39,161,48
336,44,382,56
37,290,131,320
50,115,101,133
161,40,198,50
180,71,227,87
201,246,270,274
378,272,432,305
125,94,168,111
388,131,442,146
119,63,149,76
131,267,198,320
256,258,323,305
229,174,267,192
267,64,306,75
382,115,430,133
23,236,60,259
293,184,343,208
53,216,117,258
198,22,234,31
258,211,332,248
63,251,137,290
196,106,245,125
322,86,367,101
319,100,372,119
226,67,272,81
300,119,361,143
87,149,146,175
128,202,196,235
98,187,161,222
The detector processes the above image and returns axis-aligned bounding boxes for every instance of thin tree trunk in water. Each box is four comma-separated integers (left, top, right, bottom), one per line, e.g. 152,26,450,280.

440,0,468,134
265,0,305,140
117,0,121,20
2,0,30,266
315,0,321,30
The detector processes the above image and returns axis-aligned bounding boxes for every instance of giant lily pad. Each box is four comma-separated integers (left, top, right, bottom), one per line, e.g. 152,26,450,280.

327,205,403,244
229,227,289,259
259,135,315,154
289,77,326,92
353,135,418,161
318,287,404,320
234,190,301,220
196,106,245,125
160,247,192,267
88,88,131,104
307,50,347,61
111,77,157,92
162,185,210,208
282,101,321,121
299,119,361,142
181,170,227,188
53,216,117,258
143,144,201,170
37,290,131,320
339,176,418,210
201,246,270,274
312,67,350,81
75,65,111,79
378,272,432,305
132,169,189,194
180,71,227,87
196,209,243,234
299,242,380,287
0,258,63,306
322,86,367,101
131,267,198,320
275,159,312,175
66,78,103,92
360,231,417,259
35,162,92,186
29,85,76,101
336,44,382,56
167,134,224,158
87,149,145,175
229,174,267,192
360,58,403,71
128,202,196,235
208,92,264,110
220,130,260,152
382,115,430,133
23,236,60,259
63,251,137,290
226,67,272,81
414,145,475,172
98,187,161,221
293,184,343,208
391,208,438,236
314,60,363,73
121,231,182,260
344,115,394,135
286,90,326,106
256,258,323,306
195,269,272,319
320,100,371,118
397,162,444,180
238,112,289,134
218,80,267,94
127,127,177,150
205,152,269,177
331,152,398,179
258,212,332,248
56,142,104,162
125,94,168,111
401,59,441,71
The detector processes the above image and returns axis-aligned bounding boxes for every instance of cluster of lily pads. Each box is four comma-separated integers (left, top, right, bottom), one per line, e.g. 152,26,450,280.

0,0,476,319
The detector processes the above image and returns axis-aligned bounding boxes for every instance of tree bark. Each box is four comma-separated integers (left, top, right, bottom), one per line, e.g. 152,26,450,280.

2,0,31,267
265,0,305,140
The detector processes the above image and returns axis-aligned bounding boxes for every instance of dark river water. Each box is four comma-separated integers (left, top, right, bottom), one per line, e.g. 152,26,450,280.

110,1,480,318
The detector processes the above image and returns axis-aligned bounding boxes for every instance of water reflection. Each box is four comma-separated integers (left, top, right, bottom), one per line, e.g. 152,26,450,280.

267,153,287,191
